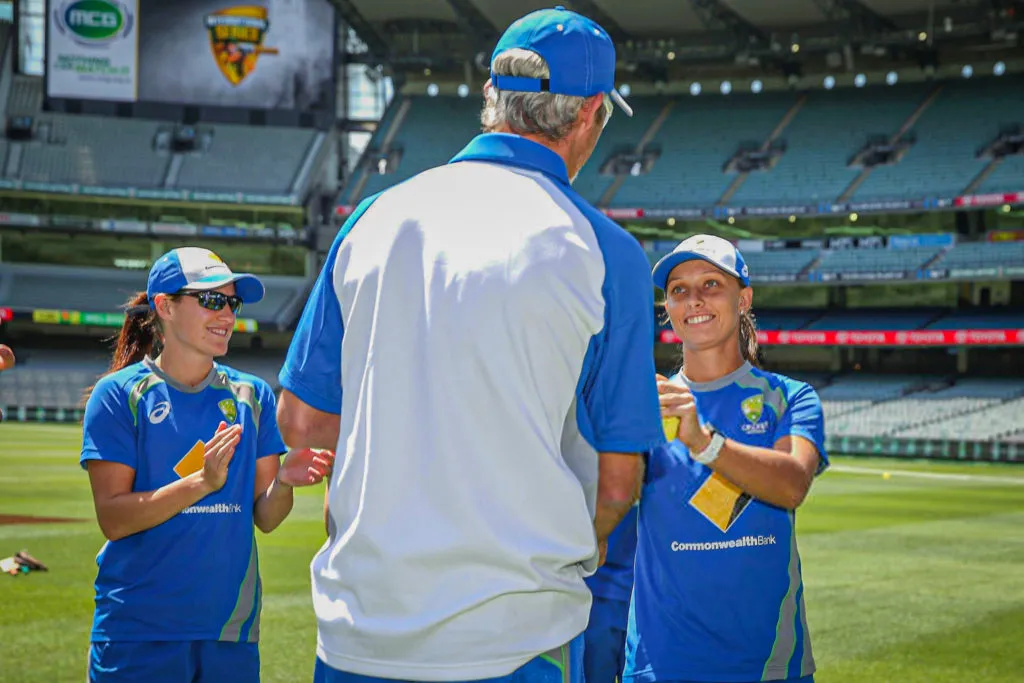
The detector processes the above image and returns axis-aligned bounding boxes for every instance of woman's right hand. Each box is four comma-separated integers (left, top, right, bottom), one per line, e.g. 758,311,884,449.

201,422,242,493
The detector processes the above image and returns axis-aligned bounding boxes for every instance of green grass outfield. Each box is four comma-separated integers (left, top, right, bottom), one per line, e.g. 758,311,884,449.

1,423,1023,682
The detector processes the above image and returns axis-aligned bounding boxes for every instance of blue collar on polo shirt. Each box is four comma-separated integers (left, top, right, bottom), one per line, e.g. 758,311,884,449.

449,133,570,186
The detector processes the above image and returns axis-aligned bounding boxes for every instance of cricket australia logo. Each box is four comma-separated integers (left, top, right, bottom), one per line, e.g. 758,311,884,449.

204,5,279,86
218,398,237,423
740,393,769,435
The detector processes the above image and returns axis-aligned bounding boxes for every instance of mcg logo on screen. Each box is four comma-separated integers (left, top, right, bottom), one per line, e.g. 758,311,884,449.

52,0,135,47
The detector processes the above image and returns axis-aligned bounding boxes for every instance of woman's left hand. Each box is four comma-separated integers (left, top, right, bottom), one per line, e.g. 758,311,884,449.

277,448,335,487
657,374,710,453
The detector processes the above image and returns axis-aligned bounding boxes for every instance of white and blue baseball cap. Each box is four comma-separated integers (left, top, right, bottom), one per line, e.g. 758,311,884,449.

652,234,750,290
491,6,632,116
146,247,264,308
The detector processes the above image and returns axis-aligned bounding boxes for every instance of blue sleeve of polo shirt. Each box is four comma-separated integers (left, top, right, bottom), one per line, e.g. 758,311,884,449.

578,219,664,454
777,379,829,475
80,376,138,470
279,194,380,414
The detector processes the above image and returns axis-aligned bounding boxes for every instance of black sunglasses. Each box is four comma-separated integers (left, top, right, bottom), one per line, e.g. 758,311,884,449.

179,290,243,314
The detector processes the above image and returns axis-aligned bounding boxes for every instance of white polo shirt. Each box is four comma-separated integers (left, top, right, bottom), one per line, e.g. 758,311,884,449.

280,133,663,680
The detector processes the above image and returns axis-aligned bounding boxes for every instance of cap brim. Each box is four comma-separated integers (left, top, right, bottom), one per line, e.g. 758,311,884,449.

652,252,742,290
609,89,633,117
182,273,265,304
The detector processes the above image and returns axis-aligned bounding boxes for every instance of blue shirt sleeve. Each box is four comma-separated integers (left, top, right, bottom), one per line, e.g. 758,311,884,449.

255,379,287,459
80,377,138,470
778,380,829,474
578,226,665,454
278,195,380,414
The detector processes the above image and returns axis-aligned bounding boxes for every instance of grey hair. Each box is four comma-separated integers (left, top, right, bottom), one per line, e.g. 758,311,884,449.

482,48,602,141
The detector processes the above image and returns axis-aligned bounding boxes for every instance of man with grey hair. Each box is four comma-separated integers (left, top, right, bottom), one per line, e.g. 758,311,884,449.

277,6,664,683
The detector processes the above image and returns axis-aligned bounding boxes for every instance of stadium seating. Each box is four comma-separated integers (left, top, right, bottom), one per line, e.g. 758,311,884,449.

817,374,929,400
753,309,821,330
338,76,1022,209
976,154,1024,194
851,78,1024,201
20,114,168,187
807,308,944,330
820,376,1024,441
811,246,942,275
570,97,663,202
2,75,323,196
744,248,819,280
928,240,1024,271
176,124,320,195
731,84,930,206
0,263,309,326
0,348,285,410
928,309,1024,329
614,92,796,208
360,96,480,198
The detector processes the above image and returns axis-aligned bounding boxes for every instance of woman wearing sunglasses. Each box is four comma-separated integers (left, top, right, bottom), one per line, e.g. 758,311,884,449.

80,247,334,683
624,235,827,683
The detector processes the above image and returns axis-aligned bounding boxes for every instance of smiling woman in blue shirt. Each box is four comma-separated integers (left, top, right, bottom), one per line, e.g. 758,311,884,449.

79,248,333,683
624,235,828,683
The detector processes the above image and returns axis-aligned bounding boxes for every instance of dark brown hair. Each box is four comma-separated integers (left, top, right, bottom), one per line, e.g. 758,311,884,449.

81,291,177,405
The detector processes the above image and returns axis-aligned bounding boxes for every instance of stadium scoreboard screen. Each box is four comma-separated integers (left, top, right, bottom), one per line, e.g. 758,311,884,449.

45,0,335,113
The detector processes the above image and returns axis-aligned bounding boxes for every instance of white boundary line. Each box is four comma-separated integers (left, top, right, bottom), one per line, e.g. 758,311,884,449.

830,464,1024,485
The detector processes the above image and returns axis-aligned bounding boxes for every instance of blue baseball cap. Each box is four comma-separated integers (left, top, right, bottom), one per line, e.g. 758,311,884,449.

491,6,632,116
147,247,265,308
652,234,751,290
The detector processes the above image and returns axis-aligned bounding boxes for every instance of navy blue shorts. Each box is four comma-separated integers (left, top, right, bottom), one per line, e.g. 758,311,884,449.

583,596,630,683
88,640,260,683
313,636,583,683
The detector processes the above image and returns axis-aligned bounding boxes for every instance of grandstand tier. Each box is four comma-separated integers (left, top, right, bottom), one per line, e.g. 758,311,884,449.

342,76,1024,212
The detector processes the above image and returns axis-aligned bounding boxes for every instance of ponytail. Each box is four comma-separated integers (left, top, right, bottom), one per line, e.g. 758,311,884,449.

739,308,763,369
81,291,169,405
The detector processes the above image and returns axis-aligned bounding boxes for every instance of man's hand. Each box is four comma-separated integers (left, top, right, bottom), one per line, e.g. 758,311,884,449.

277,448,335,487
657,374,710,454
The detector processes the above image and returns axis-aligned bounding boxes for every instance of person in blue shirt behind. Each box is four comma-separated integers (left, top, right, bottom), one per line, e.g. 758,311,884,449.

583,504,637,683
625,235,828,683
80,247,333,683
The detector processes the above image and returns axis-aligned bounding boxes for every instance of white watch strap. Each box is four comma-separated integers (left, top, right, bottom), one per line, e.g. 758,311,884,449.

694,430,725,465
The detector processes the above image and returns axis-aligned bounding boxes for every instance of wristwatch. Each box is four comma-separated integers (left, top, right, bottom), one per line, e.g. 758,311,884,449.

693,427,725,465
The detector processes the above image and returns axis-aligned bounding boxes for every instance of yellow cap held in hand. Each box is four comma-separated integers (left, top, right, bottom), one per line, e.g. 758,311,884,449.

662,416,680,442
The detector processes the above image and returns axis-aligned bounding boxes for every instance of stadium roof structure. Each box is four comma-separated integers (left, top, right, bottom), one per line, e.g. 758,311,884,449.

337,0,1024,81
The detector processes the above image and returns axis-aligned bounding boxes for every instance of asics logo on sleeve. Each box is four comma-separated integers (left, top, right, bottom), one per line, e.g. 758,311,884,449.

148,401,171,424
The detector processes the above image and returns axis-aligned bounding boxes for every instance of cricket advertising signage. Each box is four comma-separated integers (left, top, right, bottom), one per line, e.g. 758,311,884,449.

47,0,335,112
47,0,139,101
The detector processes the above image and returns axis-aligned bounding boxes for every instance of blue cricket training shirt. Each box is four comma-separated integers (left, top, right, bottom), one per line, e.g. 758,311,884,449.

626,362,828,683
80,357,286,643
